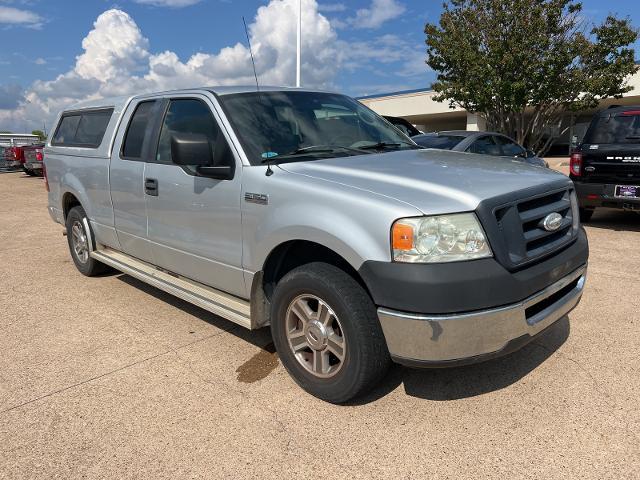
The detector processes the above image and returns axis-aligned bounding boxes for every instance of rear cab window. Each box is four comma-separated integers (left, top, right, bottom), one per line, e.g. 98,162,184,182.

584,110,640,144
51,108,114,148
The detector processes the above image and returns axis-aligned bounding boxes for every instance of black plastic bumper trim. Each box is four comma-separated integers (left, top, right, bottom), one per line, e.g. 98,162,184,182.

358,228,588,314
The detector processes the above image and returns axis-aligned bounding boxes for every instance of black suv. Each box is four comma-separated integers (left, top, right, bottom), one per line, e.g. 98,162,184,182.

571,105,640,221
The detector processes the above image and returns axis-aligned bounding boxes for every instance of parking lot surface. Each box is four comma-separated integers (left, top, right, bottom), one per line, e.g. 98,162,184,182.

1,171,638,479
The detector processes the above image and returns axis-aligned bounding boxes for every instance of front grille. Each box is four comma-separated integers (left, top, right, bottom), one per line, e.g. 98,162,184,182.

479,186,578,270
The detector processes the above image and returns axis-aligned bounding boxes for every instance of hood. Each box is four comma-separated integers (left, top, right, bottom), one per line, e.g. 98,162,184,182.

278,149,569,215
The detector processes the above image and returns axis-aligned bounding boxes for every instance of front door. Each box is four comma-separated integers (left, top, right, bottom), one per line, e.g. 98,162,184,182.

144,95,245,297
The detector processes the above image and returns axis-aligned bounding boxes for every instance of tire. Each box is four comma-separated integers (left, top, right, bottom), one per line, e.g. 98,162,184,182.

65,206,109,276
579,207,594,223
24,168,37,177
270,262,390,403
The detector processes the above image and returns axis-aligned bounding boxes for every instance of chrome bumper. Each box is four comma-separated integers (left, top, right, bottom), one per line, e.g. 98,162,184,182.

378,264,587,365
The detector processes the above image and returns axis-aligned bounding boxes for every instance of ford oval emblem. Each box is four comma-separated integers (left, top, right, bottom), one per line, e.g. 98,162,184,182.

542,212,563,232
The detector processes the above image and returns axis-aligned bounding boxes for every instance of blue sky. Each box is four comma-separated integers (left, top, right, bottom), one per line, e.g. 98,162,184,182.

0,0,638,131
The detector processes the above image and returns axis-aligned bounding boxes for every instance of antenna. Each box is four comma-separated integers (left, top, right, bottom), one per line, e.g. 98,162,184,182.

296,0,301,87
242,16,260,92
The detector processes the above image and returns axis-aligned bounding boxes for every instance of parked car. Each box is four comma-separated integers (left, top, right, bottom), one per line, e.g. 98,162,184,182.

4,145,25,169
383,115,422,137
21,143,45,176
413,130,548,167
570,105,640,222
45,87,588,403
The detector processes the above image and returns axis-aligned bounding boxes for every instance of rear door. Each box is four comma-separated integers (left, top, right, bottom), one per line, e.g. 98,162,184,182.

110,99,163,264
580,110,640,185
144,94,245,297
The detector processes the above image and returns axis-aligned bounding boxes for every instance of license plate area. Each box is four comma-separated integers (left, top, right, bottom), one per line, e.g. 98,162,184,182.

615,185,640,198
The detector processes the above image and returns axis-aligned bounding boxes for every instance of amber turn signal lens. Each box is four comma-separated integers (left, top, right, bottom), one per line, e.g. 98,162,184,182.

392,222,414,250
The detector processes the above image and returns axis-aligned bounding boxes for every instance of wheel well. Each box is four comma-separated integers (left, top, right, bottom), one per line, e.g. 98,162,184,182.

261,240,368,300
62,192,81,220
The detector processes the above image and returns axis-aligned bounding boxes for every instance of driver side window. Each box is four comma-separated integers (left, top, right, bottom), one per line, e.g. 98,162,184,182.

494,136,525,157
157,99,230,166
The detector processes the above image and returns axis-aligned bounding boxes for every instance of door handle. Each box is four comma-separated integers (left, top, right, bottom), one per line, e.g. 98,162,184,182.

145,178,158,196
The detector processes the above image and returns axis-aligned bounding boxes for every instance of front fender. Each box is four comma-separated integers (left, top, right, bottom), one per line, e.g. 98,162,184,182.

242,174,422,273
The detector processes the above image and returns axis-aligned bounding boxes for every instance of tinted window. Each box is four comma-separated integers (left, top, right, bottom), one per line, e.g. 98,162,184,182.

122,101,156,158
414,135,464,149
385,117,421,137
52,109,113,147
468,136,501,155
584,112,640,144
52,115,81,145
494,136,525,156
157,99,223,165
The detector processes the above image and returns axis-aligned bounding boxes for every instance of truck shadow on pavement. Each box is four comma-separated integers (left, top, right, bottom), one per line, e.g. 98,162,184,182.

118,273,570,404
583,209,640,232
350,316,570,404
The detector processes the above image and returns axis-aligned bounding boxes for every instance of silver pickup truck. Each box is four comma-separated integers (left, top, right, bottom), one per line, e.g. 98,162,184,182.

45,87,588,403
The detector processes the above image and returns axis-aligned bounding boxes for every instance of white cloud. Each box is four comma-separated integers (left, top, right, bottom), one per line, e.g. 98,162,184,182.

34,58,46,65
133,0,201,6
0,1,339,131
0,5,43,28
343,0,405,29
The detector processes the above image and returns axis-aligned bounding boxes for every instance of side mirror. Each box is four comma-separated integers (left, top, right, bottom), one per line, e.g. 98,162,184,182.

171,133,212,167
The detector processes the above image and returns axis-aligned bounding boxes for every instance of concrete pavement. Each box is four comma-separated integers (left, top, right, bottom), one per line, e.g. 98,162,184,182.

0,171,638,479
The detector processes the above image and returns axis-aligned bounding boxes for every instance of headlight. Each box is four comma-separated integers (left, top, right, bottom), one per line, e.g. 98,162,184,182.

391,213,492,263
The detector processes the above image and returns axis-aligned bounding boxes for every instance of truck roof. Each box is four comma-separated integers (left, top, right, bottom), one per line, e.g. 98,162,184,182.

64,86,330,112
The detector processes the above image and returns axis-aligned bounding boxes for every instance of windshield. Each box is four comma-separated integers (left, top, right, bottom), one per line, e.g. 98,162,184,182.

218,91,416,165
414,135,465,149
584,112,640,144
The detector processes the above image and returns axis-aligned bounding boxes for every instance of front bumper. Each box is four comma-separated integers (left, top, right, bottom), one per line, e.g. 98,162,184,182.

378,264,587,366
575,181,640,210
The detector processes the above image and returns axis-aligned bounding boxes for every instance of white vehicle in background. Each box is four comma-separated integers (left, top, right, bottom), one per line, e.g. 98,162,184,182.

0,133,40,148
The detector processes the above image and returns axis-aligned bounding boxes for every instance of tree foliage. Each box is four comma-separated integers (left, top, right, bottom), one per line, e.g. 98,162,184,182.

425,0,638,154
31,130,47,141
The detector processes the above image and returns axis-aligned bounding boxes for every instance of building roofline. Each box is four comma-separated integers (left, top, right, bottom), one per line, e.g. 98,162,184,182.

356,87,434,101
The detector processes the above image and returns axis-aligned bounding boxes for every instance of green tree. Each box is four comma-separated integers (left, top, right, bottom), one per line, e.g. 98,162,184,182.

32,130,47,141
425,0,638,154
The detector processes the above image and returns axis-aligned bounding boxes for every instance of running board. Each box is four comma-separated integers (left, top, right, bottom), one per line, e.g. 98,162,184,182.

91,247,252,329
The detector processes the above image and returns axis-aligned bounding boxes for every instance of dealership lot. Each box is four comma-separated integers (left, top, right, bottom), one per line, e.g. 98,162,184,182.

0,171,638,479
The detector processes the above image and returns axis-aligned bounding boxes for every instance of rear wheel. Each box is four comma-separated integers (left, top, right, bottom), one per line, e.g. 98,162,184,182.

65,206,109,276
579,207,594,223
270,262,390,403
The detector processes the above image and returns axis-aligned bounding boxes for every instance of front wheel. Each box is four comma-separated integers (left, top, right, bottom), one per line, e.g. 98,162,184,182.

270,262,390,403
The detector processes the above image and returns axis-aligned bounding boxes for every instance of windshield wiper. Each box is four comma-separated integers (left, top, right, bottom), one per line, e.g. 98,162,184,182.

260,145,368,163
358,141,418,151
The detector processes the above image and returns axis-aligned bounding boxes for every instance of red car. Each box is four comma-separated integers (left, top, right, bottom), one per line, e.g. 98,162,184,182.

21,144,45,176
4,145,26,169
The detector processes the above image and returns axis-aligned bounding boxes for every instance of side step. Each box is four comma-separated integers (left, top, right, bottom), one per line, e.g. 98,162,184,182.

91,247,252,329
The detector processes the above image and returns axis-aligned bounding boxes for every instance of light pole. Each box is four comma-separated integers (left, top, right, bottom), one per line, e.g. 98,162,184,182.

296,0,301,87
